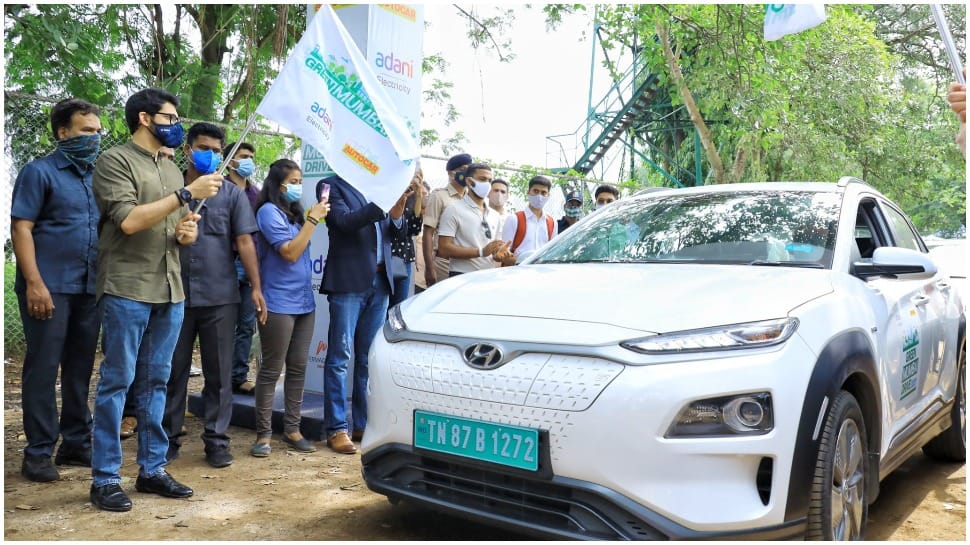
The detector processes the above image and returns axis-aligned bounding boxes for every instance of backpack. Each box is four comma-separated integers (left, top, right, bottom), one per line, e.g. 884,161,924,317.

510,210,554,254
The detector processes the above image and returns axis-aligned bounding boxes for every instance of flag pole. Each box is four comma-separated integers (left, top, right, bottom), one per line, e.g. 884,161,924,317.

930,4,966,85
191,111,261,215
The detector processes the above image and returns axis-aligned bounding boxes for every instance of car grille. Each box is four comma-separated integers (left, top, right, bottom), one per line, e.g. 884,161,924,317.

364,448,669,540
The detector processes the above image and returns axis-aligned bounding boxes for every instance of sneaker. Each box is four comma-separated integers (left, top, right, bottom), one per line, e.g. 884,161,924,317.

21,455,59,482
326,431,358,454
250,440,271,458
120,416,137,440
205,447,233,468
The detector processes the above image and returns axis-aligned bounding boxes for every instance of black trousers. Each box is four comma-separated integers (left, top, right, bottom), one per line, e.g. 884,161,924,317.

163,303,238,453
18,292,99,457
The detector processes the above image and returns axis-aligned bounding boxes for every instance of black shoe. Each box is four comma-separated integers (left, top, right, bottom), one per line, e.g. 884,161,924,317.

54,447,92,467
21,455,59,482
165,445,180,464
204,447,233,468
90,483,132,512
135,471,193,498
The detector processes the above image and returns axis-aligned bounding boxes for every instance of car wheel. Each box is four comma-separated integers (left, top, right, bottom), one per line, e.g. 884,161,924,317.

806,390,868,541
923,339,966,462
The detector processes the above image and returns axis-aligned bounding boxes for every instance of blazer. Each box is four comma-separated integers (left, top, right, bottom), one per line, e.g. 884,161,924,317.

318,175,404,295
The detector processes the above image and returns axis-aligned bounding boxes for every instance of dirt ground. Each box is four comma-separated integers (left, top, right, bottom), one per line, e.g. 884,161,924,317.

3,354,966,541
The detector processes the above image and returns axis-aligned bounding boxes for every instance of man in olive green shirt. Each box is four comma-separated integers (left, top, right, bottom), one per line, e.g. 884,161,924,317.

89,87,222,512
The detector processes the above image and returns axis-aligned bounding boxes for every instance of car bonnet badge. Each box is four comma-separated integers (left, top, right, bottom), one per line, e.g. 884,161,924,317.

463,343,504,369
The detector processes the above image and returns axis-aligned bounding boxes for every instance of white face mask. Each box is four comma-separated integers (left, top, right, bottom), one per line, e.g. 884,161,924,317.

595,201,614,210
528,194,549,210
488,192,508,208
470,179,491,199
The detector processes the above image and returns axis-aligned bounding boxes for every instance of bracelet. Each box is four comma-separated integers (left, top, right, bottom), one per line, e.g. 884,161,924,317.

478,246,483,258
307,216,319,226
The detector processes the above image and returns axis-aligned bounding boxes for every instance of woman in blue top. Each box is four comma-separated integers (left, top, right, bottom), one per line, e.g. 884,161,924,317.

251,159,329,457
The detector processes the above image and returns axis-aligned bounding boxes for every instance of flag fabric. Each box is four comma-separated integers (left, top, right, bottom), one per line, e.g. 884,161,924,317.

256,5,419,211
764,4,827,41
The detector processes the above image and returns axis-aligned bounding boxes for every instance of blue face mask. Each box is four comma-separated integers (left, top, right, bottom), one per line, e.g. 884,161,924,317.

565,205,584,219
232,157,255,178
56,133,101,168
190,149,222,175
282,183,303,203
152,121,185,148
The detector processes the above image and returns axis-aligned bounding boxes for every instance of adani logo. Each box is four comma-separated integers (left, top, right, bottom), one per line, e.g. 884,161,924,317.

374,51,414,78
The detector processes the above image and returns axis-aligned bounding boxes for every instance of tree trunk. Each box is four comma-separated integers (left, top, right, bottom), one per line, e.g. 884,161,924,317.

188,5,237,120
655,21,726,183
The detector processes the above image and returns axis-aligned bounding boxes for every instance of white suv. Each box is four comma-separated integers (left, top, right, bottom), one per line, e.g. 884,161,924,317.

362,178,965,540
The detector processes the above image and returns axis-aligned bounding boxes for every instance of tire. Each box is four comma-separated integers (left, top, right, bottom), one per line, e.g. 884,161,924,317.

806,391,868,541
923,339,966,462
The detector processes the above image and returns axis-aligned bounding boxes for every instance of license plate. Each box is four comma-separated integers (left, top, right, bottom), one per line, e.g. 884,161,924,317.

413,410,540,471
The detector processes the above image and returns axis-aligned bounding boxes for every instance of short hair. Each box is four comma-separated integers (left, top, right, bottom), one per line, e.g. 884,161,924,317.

186,122,225,148
490,178,509,190
224,141,255,159
528,175,552,191
124,87,180,135
594,184,619,199
50,98,100,138
465,162,492,178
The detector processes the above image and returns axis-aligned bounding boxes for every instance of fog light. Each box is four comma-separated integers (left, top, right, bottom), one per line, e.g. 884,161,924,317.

667,392,773,437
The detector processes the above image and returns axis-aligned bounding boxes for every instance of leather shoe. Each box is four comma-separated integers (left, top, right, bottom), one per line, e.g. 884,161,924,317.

21,455,59,482
205,447,233,468
90,483,132,512
250,441,271,457
54,447,92,467
233,380,256,395
135,471,193,498
351,428,364,442
326,431,358,454
120,416,137,440
282,434,318,453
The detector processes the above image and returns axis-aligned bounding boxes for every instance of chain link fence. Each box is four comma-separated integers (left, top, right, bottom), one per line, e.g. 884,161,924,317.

3,91,302,357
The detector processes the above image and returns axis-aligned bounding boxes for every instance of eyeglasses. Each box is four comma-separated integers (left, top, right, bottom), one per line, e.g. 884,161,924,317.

481,218,492,239
152,112,180,125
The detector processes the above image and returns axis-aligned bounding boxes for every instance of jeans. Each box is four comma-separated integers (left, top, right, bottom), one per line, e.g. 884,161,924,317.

254,311,315,438
164,304,237,453
232,281,257,386
323,273,390,436
18,292,99,458
91,295,184,486
388,261,413,310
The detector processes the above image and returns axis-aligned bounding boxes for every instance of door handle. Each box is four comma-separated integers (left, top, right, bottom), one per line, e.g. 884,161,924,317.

936,280,951,291
912,294,931,306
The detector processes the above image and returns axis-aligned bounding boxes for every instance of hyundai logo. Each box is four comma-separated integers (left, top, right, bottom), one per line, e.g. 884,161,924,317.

463,343,504,369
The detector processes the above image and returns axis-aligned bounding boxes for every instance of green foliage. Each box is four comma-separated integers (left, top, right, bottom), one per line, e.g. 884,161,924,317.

4,260,24,357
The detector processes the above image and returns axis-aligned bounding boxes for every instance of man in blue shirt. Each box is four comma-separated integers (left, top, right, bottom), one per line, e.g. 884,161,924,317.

11,98,103,482
162,123,265,469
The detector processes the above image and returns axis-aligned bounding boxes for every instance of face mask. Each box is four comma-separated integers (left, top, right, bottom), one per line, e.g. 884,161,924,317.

152,121,185,148
470,180,491,199
454,170,467,188
282,183,303,203
528,194,549,210
56,133,101,168
595,201,613,210
488,193,507,208
565,205,584,219
190,149,222,175
232,157,255,178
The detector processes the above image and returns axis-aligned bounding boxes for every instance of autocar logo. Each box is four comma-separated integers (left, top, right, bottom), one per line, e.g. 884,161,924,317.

463,343,504,369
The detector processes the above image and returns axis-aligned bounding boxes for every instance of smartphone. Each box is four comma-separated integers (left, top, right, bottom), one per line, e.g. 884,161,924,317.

318,182,331,202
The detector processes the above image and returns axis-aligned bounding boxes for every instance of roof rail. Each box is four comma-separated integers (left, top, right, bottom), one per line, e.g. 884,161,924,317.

836,176,865,188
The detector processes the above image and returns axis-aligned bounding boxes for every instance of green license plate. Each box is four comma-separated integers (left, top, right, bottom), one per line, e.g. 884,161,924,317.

413,410,540,471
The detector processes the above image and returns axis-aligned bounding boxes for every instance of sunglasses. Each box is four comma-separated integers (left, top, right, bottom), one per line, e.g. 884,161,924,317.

481,218,492,239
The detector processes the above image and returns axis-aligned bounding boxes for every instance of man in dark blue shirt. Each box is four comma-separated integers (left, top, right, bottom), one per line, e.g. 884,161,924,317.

162,123,265,469
11,98,103,482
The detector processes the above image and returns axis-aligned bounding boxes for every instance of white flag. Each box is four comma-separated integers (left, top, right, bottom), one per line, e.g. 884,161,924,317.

256,5,419,211
764,4,827,41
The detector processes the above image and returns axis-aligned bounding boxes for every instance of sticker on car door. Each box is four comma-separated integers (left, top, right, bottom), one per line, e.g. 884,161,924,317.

901,328,919,399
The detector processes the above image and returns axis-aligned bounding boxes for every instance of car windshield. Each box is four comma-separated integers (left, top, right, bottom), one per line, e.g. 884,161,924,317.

532,190,842,268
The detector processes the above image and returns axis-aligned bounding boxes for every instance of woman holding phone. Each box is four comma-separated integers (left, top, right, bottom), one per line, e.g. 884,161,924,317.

250,159,329,457
388,164,427,310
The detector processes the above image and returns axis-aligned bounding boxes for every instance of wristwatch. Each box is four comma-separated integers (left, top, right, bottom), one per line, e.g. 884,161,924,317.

175,187,193,205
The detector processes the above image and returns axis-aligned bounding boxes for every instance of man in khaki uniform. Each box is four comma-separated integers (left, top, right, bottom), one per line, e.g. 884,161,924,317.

421,153,472,287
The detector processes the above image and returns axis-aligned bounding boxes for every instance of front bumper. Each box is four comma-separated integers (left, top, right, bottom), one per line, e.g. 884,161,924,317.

362,443,807,540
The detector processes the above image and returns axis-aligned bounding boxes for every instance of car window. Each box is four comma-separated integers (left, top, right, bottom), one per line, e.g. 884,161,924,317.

881,204,925,252
532,190,841,268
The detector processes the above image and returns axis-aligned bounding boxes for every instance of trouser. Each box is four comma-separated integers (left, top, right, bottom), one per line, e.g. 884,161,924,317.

164,303,238,453
388,261,413,310
232,281,256,386
254,311,315,438
18,292,99,457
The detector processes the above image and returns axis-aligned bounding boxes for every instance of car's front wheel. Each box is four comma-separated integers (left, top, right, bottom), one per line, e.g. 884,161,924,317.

806,390,868,541
923,338,966,462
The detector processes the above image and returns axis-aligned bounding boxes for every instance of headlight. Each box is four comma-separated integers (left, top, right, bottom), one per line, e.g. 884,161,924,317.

384,303,407,342
621,318,798,354
666,392,774,437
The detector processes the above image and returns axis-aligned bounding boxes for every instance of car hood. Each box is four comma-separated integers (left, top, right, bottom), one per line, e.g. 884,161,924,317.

401,263,834,344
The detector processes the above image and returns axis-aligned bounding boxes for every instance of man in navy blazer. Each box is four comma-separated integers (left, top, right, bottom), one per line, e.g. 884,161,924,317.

317,174,409,454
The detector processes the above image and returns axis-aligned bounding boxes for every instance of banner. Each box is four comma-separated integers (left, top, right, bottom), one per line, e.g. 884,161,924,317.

368,4,424,131
764,4,827,41
257,4,419,211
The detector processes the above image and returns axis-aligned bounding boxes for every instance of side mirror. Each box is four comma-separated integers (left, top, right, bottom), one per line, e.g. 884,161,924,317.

853,246,938,280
